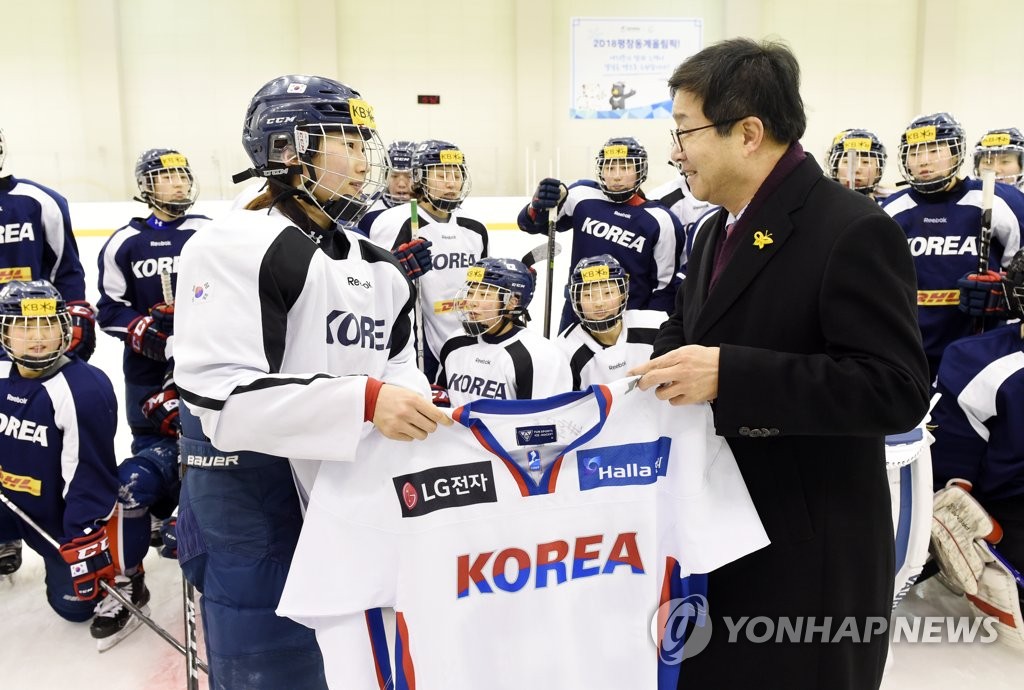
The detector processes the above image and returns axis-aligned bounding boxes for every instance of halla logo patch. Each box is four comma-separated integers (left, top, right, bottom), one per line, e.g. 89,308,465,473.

393,461,497,517
577,437,671,491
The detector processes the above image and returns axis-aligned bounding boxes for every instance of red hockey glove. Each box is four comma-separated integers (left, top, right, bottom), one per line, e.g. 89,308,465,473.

149,301,175,336
59,527,115,601
128,315,169,362
66,301,97,361
430,384,451,408
141,386,181,437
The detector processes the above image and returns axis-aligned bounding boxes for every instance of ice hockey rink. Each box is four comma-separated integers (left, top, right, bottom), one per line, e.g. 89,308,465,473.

2,198,1023,689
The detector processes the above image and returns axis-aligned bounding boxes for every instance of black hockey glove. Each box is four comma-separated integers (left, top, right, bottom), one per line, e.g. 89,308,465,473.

957,270,1007,318
394,238,433,280
530,178,564,214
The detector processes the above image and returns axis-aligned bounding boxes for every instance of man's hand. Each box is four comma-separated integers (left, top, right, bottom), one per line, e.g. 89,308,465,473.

627,345,720,405
372,384,453,441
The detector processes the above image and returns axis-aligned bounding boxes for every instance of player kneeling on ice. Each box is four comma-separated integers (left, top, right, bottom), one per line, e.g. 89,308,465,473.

434,258,570,408
556,254,666,389
0,280,150,650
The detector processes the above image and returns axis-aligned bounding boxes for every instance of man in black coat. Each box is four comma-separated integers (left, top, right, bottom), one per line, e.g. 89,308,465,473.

631,38,930,689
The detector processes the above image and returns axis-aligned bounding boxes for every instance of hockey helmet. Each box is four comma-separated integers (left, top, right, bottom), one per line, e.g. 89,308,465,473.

134,148,199,218
383,140,417,206
455,258,535,336
412,139,472,212
569,255,629,333
897,112,965,194
595,137,648,202
826,129,887,193
973,128,1024,189
1003,249,1024,320
0,280,72,371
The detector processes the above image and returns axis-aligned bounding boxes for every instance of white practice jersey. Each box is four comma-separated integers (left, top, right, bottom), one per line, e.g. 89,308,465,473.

557,309,665,390
173,207,429,496
279,376,769,690
362,202,489,362
436,326,572,407
648,174,716,240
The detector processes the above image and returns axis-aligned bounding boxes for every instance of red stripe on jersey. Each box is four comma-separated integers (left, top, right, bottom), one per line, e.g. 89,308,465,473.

397,611,417,689
657,556,680,650
598,384,613,417
467,422,531,496
626,194,645,207
546,456,565,493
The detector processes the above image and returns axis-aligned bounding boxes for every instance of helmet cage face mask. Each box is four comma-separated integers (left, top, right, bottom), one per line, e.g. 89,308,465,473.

973,130,1024,188
383,141,416,206
898,116,965,193
293,123,388,224
1003,249,1024,319
826,130,887,192
571,276,628,332
595,139,648,202
412,141,472,212
0,287,72,371
136,151,199,218
455,282,514,336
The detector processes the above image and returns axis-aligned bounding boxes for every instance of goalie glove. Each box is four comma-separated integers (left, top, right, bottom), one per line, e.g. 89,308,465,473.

127,314,169,362
59,527,115,601
66,301,97,361
394,238,433,280
957,270,1007,318
965,541,1024,649
930,479,1004,596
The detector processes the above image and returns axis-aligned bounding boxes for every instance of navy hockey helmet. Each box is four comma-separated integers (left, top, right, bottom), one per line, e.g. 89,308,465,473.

383,140,417,206
0,280,72,371
412,139,472,212
455,258,535,336
1003,249,1024,320
0,128,6,172
134,148,199,218
239,74,387,224
569,254,629,333
973,128,1024,189
595,137,648,202
897,112,966,194
826,129,887,193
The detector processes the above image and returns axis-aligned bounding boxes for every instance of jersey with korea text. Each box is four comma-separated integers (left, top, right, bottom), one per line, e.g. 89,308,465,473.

436,325,572,407
929,324,1024,503
173,208,429,497
517,180,684,330
557,309,664,390
0,175,86,300
278,377,770,690
0,357,119,543
648,174,717,274
361,202,489,362
882,179,1024,361
96,213,210,386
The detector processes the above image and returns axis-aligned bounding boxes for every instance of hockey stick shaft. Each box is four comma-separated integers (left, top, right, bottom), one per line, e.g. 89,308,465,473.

974,170,997,333
543,207,557,338
160,269,174,305
0,488,208,674
410,200,426,372
520,240,562,267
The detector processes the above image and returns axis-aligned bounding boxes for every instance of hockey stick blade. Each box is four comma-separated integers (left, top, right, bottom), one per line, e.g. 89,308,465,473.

521,240,562,267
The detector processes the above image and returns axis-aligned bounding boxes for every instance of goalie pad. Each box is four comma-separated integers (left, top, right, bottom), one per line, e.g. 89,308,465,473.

886,422,933,608
965,541,1024,650
930,479,1004,596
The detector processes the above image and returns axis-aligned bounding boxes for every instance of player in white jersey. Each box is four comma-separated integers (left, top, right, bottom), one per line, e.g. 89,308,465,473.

557,254,665,390
279,375,770,690
973,128,1024,190
825,128,889,201
172,74,450,689
436,258,570,407
357,140,416,233
649,141,717,270
362,140,489,380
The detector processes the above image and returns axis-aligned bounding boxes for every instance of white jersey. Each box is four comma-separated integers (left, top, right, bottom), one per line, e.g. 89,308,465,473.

648,174,717,272
363,202,489,362
437,326,572,407
556,309,665,390
279,377,769,690
173,206,429,496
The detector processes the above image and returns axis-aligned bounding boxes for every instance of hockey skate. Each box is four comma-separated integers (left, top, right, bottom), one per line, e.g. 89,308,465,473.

90,570,151,652
0,540,22,585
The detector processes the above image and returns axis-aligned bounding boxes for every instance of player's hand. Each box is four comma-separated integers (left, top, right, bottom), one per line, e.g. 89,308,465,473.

530,178,565,213
66,301,97,361
128,314,169,362
394,238,433,280
628,345,720,405
372,384,453,441
59,526,116,600
430,384,451,408
149,301,175,336
957,270,1006,318
141,385,181,437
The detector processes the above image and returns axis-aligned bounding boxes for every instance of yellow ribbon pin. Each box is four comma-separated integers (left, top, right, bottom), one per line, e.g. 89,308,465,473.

752,231,774,249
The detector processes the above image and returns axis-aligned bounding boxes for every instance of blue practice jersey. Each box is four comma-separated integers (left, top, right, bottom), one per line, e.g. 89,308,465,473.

96,213,209,386
518,180,684,330
0,175,85,301
0,357,119,543
883,179,1024,365
929,324,1024,503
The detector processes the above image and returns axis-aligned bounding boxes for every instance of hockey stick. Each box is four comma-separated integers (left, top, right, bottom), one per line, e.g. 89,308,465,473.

410,199,426,372
974,169,997,333
542,207,557,338
161,270,203,690
520,239,562,268
845,149,858,191
0,488,208,673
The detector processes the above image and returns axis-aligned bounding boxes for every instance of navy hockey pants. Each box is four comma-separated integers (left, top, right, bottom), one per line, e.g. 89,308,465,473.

176,460,328,690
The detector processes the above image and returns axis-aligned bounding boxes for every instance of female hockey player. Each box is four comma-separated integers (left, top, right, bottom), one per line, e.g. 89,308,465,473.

973,128,1024,190
0,280,149,650
825,128,889,200
171,74,449,689
435,257,571,408
517,136,685,332
556,254,665,390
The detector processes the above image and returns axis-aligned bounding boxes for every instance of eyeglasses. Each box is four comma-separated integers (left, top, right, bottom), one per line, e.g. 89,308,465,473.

670,118,745,149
